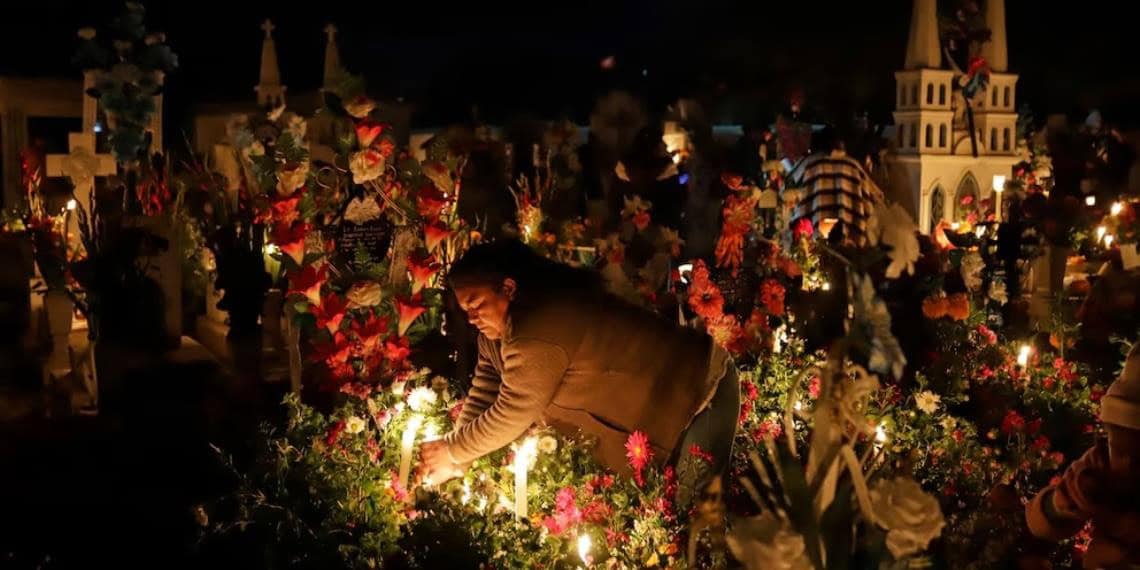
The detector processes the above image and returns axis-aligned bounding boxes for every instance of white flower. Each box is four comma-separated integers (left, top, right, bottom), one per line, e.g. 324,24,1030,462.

345,96,376,119
538,436,558,454
285,114,307,141
344,415,366,434
871,202,920,279
988,279,1008,305
940,417,957,431
345,281,383,308
349,149,386,184
343,196,383,225
960,252,984,292
276,162,309,196
407,387,438,412
621,195,652,217
914,391,941,414
870,477,945,560
727,511,813,570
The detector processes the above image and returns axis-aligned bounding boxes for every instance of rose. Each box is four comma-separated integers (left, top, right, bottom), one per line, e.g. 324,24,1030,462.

346,281,383,308
727,511,813,570
349,149,385,184
276,162,309,196
344,415,366,435
870,477,945,559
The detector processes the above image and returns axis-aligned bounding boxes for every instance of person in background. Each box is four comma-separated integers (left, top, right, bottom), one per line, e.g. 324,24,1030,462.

788,126,883,246
419,239,739,507
1026,343,1140,569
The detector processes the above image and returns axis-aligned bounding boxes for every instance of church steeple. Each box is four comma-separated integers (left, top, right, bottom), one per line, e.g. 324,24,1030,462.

255,19,286,109
980,0,1008,72
322,23,341,91
904,0,941,70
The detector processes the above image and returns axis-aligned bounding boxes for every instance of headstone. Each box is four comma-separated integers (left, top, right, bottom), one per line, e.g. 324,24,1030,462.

335,196,393,272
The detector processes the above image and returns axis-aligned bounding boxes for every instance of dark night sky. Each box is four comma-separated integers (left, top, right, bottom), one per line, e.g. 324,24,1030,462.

3,1,1138,132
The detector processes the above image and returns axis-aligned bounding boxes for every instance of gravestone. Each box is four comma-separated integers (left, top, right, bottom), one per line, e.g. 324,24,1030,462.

334,196,393,273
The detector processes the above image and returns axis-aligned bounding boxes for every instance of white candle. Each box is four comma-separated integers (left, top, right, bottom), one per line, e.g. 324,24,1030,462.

577,533,592,566
992,175,1006,222
398,414,424,491
513,437,538,519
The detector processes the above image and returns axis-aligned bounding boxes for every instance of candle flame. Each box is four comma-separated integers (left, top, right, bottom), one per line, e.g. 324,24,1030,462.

1112,202,1124,216
513,437,539,475
577,533,592,565
875,423,888,444
1085,195,1096,206
65,199,78,211
1017,344,1032,367
1097,226,1107,241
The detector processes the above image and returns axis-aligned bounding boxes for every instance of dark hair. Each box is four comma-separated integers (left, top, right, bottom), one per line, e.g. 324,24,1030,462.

448,239,606,318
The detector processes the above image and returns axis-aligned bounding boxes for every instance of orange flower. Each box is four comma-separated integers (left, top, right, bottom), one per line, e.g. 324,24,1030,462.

355,120,384,148
383,337,411,367
720,172,745,191
352,313,389,353
946,293,970,321
416,184,449,219
272,222,308,266
423,222,453,253
314,293,349,334
689,286,725,321
395,296,427,337
271,196,300,226
407,253,441,294
289,265,326,307
921,295,949,319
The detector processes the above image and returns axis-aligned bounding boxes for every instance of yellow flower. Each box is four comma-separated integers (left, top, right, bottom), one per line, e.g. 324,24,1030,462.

645,553,660,567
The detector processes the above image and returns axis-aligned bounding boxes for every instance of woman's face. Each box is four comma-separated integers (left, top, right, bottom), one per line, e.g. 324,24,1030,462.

454,279,515,340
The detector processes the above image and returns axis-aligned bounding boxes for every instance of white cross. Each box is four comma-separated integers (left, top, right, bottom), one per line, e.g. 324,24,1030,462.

45,132,116,246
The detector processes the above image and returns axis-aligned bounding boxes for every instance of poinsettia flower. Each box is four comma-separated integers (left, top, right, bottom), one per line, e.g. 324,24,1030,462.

395,296,427,337
406,253,441,294
272,222,308,265
314,293,349,334
423,222,453,253
355,120,384,148
624,430,653,473
349,149,386,184
288,265,326,306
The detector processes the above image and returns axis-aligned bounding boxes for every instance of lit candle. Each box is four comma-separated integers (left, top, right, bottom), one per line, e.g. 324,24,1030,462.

1085,195,1096,207
1105,234,1115,247
1017,344,1032,368
577,533,592,566
1096,226,1107,242
992,175,1006,222
1111,202,1124,216
874,423,888,451
398,414,424,491
513,437,538,519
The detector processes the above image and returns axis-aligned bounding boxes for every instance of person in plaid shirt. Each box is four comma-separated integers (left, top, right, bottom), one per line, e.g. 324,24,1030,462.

788,127,883,246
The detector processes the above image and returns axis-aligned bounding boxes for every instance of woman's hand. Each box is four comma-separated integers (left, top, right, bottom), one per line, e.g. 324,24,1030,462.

420,440,467,484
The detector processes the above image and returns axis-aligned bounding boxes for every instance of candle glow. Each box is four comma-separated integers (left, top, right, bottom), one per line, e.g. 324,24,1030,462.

1017,344,1032,368
513,437,539,519
577,533,592,565
1085,195,1096,206
1111,202,1124,216
398,414,424,491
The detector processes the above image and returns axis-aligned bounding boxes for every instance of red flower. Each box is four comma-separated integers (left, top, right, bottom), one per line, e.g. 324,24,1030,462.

582,501,612,524
689,286,725,320
625,431,653,475
605,528,629,547
1091,386,1105,402
352,314,389,352
632,210,651,231
689,260,712,289
759,279,785,317
1031,436,1051,452
325,420,346,446
355,121,384,148
423,222,453,253
395,296,427,337
1042,377,1056,390
966,56,989,77
951,429,965,444
273,222,309,266
366,438,383,463
808,376,821,399
792,218,813,240
271,196,301,226
383,337,411,367
416,185,449,219
314,293,349,334
406,253,441,295
1001,410,1025,435
376,138,396,159
960,194,974,206
752,419,782,442
720,172,745,191
688,444,715,465
288,265,327,306
338,382,373,400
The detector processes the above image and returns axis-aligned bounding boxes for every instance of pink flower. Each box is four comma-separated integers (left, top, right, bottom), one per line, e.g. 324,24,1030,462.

808,376,821,399
975,325,998,346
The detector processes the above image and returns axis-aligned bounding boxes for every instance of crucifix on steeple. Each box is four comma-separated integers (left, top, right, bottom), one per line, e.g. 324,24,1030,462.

255,18,286,109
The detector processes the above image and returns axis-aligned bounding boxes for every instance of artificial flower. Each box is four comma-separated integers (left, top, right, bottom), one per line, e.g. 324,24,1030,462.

870,477,945,559
423,223,453,253
853,274,906,379
727,510,812,570
921,295,948,319
344,96,376,119
914,391,941,414
276,161,309,197
407,387,438,412
946,292,970,321
407,253,441,294
349,149,386,184
314,293,349,334
988,279,1008,305
344,415,366,435
792,218,813,241
871,202,920,279
355,120,384,148
396,296,427,337
288,265,327,306
343,196,383,224
346,281,383,308
422,161,453,193
272,222,308,266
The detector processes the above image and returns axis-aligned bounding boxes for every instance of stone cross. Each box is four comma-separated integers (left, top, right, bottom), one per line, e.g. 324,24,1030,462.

45,131,116,247
261,19,275,38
